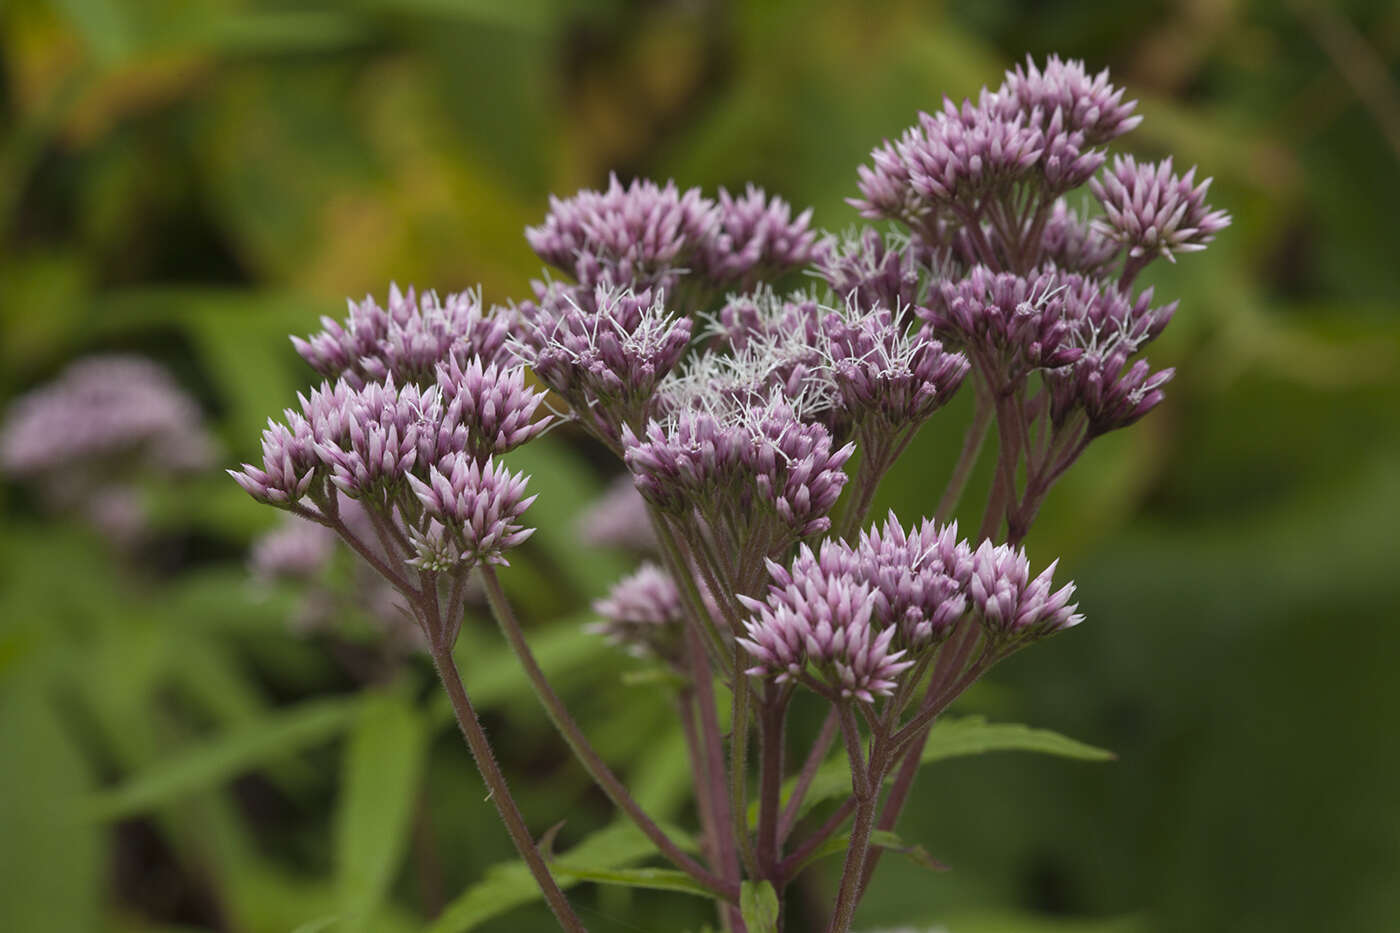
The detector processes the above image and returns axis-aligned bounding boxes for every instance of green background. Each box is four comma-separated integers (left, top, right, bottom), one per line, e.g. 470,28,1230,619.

2,1,1398,931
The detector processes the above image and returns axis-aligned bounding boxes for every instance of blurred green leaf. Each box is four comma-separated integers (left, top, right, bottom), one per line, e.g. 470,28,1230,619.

427,820,693,932
774,716,1113,825
84,694,361,821
0,677,101,933
550,863,714,898
335,688,429,933
740,880,779,933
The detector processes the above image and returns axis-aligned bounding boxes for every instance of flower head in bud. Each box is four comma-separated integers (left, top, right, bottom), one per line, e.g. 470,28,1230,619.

901,93,1046,211
856,513,972,649
738,396,855,538
969,540,1082,642
309,378,424,500
1044,277,1177,435
998,55,1141,147
292,285,511,389
699,185,823,285
815,228,941,313
406,454,536,568
1090,155,1231,265
738,541,913,703
925,268,1082,386
622,410,741,515
590,563,686,663
525,173,720,292
513,284,692,441
230,412,320,505
435,357,550,462
824,302,970,429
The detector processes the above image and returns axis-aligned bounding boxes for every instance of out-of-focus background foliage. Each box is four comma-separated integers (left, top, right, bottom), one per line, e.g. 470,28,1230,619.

2,1,1398,931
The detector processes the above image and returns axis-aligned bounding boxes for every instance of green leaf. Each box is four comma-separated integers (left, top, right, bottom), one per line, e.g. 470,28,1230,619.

774,716,1113,824
550,864,716,898
740,881,780,933
335,689,429,933
426,821,694,933
83,695,361,821
920,716,1115,765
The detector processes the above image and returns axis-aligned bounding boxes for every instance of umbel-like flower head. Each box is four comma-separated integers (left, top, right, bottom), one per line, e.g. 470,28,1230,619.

969,540,1082,641
824,302,970,430
1090,155,1231,266
590,563,685,663
699,184,824,285
513,284,692,442
857,513,973,649
407,454,536,570
292,285,511,389
434,356,551,462
526,173,719,293
738,539,913,703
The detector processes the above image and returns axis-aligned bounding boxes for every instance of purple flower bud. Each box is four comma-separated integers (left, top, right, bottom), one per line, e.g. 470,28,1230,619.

435,356,550,461
230,412,320,506
622,410,741,515
739,397,855,538
514,284,692,441
406,454,536,569
997,55,1142,147
815,228,939,313
292,284,511,389
856,512,973,648
924,268,1083,386
308,378,423,500
590,562,685,663
1090,155,1231,265
899,92,1046,209
739,540,913,703
1042,277,1178,435
825,303,970,429
699,184,823,285
969,540,1082,641
525,173,720,292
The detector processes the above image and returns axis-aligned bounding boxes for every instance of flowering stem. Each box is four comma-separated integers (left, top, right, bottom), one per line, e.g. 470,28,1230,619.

755,692,788,880
427,643,587,933
778,708,839,842
478,566,735,900
935,391,993,525
827,707,878,933
730,653,760,879
780,798,856,882
685,625,746,932
650,510,732,670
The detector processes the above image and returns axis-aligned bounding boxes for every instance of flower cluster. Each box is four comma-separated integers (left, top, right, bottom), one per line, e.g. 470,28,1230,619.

623,394,854,543
232,291,555,609
738,514,1078,703
512,284,690,443
293,285,511,388
526,174,823,313
590,562,686,664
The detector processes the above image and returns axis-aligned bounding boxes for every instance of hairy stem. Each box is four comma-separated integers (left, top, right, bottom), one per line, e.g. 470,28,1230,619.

428,644,587,933
478,567,734,899
756,693,788,880
827,707,878,933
